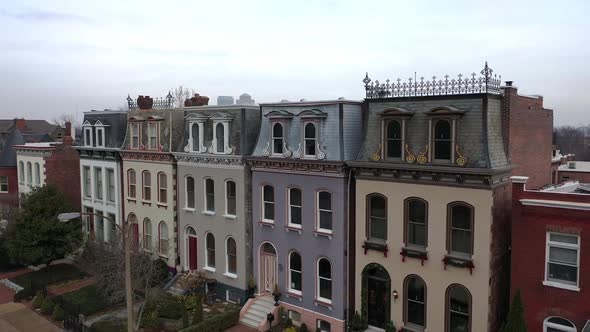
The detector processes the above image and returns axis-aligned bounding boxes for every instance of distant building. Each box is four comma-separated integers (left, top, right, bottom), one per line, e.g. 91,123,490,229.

217,96,235,106
237,93,255,105
511,176,590,331
558,160,590,184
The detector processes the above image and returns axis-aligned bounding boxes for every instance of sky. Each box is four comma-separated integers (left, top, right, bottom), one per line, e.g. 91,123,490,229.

0,0,589,126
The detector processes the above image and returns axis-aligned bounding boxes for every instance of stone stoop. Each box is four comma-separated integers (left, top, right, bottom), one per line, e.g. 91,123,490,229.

239,295,276,331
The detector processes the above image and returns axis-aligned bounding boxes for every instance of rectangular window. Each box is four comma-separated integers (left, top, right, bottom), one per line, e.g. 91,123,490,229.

107,213,116,243
128,170,136,198
289,188,302,227
19,162,24,183
96,127,104,147
205,179,215,212
94,167,103,200
546,232,579,287
34,163,40,186
288,311,302,327
106,168,115,202
317,191,333,233
317,320,331,332
83,166,91,198
84,127,93,147
131,123,140,149
158,173,167,204
0,176,8,193
143,172,151,201
262,185,274,222
95,211,104,243
226,181,236,216
147,122,158,150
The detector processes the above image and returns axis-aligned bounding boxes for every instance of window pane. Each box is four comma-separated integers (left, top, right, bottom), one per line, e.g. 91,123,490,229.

264,186,274,201
291,271,302,291
408,301,425,326
370,217,387,241
550,233,578,245
290,253,301,270
206,179,214,211
273,123,283,137
319,279,332,300
318,320,331,332
320,211,332,230
290,189,301,206
435,141,451,160
451,229,471,255
216,123,224,152
370,197,386,218
319,192,331,210
548,263,578,283
227,181,236,215
549,247,577,264
186,177,195,208
435,120,451,139
319,260,331,278
408,223,426,247
452,205,471,230
387,121,402,158
192,123,199,151
264,202,275,220
409,200,426,223
290,207,302,225
305,123,316,138
449,312,470,332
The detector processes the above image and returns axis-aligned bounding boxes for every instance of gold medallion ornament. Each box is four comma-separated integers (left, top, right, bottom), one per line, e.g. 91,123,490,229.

405,144,416,163
456,145,467,166
417,145,428,164
371,144,382,161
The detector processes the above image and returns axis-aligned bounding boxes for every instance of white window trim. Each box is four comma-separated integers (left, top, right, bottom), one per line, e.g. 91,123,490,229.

147,122,159,150
382,119,406,160
316,191,333,234
543,317,577,332
544,232,580,291
288,187,302,229
224,180,237,218
185,176,195,210
204,233,215,271
127,169,136,199
157,172,167,205
288,252,302,295
0,176,8,193
429,118,456,163
188,121,206,153
94,167,103,201
225,237,237,277
316,258,332,304
142,171,151,202
271,122,284,156
203,178,215,214
106,168,115,202
95,126,105,148
211,120,231,155
303,121,318,159
83,166,91,198
130,122,141,149
83,126,93,147
262,185,275,223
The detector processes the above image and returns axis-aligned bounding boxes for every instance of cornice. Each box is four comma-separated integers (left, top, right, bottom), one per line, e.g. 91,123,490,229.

120,150,174,163
173,153,245,167
247,157,347,177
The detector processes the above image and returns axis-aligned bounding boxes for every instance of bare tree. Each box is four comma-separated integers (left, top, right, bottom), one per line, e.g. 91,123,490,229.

171,85,194,108
77,238,170,331
555,125,590,161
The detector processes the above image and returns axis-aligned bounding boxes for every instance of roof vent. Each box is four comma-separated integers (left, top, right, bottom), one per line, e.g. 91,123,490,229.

338,97,346,100
568,161,577,169
280,99,290,103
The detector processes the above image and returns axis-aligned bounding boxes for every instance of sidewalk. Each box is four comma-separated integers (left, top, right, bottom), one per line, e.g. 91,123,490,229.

0,302,60,332
0,268,31,304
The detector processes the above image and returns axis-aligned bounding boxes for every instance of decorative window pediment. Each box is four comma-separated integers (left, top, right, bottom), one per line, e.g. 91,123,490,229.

146,115,164,121
129,115,146,122
265,110,294,119
82,120,92,127
425,106,466,116
379,107,414,117
209,114,233,154
298,109,327,119
93,120,110,127
185,113,209,121
209,112,234,121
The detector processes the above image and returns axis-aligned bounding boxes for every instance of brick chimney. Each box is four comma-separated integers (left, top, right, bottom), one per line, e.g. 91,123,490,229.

184,94,210,107
63,121,73,145
14,118,26,131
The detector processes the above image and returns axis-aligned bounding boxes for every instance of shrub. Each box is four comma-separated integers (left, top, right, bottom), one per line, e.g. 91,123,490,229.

32,291,45,309
285,318,293,328
13,287,35,302
181,307,240,332
300,323,309,332
385,320,395,332
192,295,203,325
183,293,201,313
90,320,126,332
52,304,65,321
53,285,109,316
149,259,170,287
316,328,321,332
284,328,296,332
40,297,55,314
10,264,86,288
351,311,363,332
182,305,189,328
141,308,159,328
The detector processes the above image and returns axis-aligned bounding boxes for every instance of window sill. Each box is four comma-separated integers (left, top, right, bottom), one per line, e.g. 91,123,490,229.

314,230,332,239
201,211,215,216
126,198,137,203
141,200,152,206
400,247,428,265
223,214,237,220
442,255,474,274
259,220,275,228
143,249,153,254
223,272,238,279
203,266,216,273
314,299,333,309
157,203,168,209
542,280,580,292
158,254,169,259
286,291,303,301
285,225,302,234
363,240,388,257
183,207,196,212
399,326,424,332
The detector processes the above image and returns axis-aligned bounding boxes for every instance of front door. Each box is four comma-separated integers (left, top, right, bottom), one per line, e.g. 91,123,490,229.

368,276,388,328
262,254,277,293
188,237,198,270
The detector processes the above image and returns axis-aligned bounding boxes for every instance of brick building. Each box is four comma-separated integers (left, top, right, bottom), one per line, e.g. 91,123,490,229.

558,161,590,184
511,176,590,331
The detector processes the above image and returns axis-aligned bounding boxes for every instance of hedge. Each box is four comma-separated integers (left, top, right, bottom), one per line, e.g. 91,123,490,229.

10,264,87,288
89,320,127,332
180,307,240,332
53,285,110,316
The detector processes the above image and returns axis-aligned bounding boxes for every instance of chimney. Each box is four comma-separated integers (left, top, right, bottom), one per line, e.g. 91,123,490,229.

14,118,26,131
137,95,154,110
184,94,210,107
63,121,73,145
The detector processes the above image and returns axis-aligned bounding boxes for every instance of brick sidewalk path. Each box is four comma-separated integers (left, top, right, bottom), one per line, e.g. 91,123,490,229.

0,268,32,280
47,277,96,297
225,323,258,332
0,268,31,304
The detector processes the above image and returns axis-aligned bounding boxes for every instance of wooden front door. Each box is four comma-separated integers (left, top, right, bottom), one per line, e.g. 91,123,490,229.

262,254,277,293
188,236,198,270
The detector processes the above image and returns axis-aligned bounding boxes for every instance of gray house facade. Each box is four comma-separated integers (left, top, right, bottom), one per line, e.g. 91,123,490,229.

247,100,363,332
174,104,260,303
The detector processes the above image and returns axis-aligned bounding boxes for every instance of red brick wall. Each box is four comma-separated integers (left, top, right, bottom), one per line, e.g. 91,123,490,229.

558,170,590,183
511,181,590,330
0,166,19,216
503,87,554,189
44,145,81,210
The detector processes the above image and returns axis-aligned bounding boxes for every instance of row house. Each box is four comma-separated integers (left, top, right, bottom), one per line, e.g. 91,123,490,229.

348,64,513,332
121,96,184,270
174,101,260,303
78,110,128,242
242,99,363,331
511,177,590,331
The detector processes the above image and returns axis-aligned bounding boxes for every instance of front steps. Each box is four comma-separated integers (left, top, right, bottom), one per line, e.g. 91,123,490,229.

239,296,276,330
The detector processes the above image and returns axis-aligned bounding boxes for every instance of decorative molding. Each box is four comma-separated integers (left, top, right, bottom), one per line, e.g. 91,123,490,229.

282,141,292,158
120,151,174,162
456,145,468,166
520,199,590,211
262,142,270,157
416,145,428,164
248,158,346,176
405,144,416,163
316,142,326,160
293,143,301,159
371,144,382,161
174,153,245,167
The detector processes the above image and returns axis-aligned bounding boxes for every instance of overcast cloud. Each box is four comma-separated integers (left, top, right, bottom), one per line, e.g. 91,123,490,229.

0,0,588,125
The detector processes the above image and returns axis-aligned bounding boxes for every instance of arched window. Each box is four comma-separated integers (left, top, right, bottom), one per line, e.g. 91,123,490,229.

185,176,195,209
159,221,168,254
446,285,471,332
216,123,224,153
158,172,167,204
404,275,426,329
272,123,284,155
19,161,24,183
26,161,32,185
434,120,452,160
127,169,136,198
288,188,302,228
543,317,576,332
204,178,214,212
143,218,152,251
447,202,474,257
191,123,200,152
367,194,387,242
288,251,302,294
262,185,274,222
386,120,402,158
317,320,331,332
142,171,151,201
225,180,236,216
206,233,215,269
405,198,428,248
34,162,40,185
262,242,276,255
317,191,332,233
304,123,317,157
317,258,332,303
226,237,237,275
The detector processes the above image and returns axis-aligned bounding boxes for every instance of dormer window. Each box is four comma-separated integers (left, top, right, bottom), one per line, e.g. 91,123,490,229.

84,126,93,147
215,123,225,153
433,120,452,160
386,120,402,158
130,123,140,149
185,114,207,153
96,127,104,147
426,106,465,163
210,113,233,155
272,123,284,155
147,122,159,150
379,108,413,161
304,123,317,157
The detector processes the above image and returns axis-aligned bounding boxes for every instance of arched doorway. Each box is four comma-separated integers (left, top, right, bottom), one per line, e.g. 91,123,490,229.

362,263,391,329
259,242,277,293
185,226,198,270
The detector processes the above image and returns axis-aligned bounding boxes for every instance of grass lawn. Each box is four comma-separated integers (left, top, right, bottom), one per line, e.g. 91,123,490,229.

53,284,111,316
10,263,87,288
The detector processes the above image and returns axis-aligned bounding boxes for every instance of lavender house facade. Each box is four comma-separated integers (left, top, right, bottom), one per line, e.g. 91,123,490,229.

244,100,363,332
